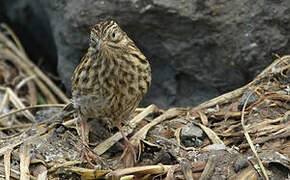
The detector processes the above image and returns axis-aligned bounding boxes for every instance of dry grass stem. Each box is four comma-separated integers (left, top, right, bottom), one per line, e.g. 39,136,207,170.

241,90,269,180
0,28,69,103
94,104,158,155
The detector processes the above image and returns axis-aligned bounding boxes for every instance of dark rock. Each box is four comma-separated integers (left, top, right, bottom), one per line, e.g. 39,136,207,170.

54,124,67,134
203,144,226,151
180,123,204,147
2,0,290,108
238,88,259,110
35,107,62,123
233,156,249,173
181,123,204,138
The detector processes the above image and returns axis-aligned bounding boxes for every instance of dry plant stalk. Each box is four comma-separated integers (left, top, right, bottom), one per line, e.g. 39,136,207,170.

0,25,69,104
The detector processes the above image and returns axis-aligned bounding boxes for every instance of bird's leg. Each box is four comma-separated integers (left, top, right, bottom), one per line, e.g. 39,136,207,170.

117,123,137,164
78,114,109,168
80,115,89,148
76,113,96,167
78,114,90,160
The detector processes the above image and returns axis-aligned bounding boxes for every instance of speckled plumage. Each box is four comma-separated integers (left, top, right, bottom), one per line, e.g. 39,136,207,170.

72,20,151,136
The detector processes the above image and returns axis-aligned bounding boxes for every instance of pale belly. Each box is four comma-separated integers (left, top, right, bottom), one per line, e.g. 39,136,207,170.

72,90,141,126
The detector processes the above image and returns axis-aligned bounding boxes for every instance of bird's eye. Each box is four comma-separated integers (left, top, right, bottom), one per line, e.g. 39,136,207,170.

111,32,116,39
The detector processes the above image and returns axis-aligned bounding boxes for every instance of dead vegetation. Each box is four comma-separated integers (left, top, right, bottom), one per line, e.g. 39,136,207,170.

0,24,289,180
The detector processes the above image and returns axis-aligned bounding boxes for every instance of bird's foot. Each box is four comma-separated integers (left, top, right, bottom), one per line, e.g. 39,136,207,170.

80,147,96,167
119,140,137,167
78,144,107,168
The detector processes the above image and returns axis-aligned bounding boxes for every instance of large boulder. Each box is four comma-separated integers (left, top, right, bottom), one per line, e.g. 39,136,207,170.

2,0,290,108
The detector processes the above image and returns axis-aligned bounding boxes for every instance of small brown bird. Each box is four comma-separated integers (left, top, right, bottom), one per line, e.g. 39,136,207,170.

71,20,151,164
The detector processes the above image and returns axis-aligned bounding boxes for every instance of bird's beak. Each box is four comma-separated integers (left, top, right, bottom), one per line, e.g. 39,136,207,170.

97,39,103,50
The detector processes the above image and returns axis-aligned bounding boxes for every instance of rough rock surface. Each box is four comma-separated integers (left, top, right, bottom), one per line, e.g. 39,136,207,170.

181,123,204,147
2,0,290,108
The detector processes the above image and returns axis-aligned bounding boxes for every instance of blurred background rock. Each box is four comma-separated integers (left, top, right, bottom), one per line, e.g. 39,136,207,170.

1,0,289,108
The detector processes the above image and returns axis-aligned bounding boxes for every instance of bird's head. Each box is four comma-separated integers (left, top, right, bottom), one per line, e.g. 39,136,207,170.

89,20,131,56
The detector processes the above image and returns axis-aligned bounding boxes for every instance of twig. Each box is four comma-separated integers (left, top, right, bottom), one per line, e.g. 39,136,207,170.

239,131,290,149
153,135,194,151
19,143,31,180
0,87,35,122
131,108,182,144
0,164,37,180
198,123,224,145
197,56,290,109
0,31,69,103
15,75,36,90
0,90,9,113
0,49,58,104
130,108,182,159
94,104,158,155
107,165,173,178
0,103,65,121
47,161,83,173
0,124,32,131
0,23,28,58
241,91,269,180
4,147,12,180
0,133,39,156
